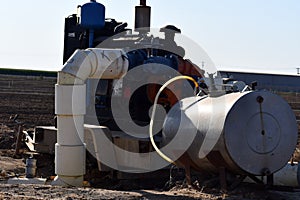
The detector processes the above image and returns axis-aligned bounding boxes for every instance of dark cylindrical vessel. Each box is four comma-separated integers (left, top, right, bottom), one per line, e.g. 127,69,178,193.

135,3,151,32
25,157,37,178
80,1,105,29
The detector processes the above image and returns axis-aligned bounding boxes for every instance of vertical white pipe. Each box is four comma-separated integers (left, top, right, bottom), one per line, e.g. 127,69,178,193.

53,48,128,186
53,84,86,186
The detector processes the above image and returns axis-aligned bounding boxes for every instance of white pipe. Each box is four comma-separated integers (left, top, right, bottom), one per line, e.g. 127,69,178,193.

52,48,128,186
244,162,300,187
273,162,300,187
59,48,128,84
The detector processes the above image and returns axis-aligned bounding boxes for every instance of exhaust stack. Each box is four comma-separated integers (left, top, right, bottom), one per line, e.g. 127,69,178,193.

135,0,151,32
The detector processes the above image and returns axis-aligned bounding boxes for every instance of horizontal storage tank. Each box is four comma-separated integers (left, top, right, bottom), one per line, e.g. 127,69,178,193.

162,91,298,176
79,0,105,29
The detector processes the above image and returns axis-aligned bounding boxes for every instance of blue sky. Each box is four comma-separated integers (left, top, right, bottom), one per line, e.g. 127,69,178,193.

0,0,299,75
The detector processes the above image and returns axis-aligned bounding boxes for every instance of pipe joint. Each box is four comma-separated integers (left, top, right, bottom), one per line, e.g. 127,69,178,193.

59,48,128,84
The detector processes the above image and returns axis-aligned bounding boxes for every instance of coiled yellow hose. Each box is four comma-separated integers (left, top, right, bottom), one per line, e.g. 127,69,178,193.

149,76,199,164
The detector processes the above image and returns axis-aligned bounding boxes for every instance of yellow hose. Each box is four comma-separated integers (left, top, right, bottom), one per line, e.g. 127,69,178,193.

149,76,199,164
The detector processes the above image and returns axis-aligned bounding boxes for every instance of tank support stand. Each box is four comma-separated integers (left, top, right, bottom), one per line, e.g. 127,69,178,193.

184,163,192,186
219,167,227,192
267,174,274,186
165,152,193,187
178,153,192,185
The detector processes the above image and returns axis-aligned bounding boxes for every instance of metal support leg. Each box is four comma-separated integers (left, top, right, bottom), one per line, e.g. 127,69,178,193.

219,167,227,192
14,126,24,157
178,152,192,186
267,174,274,186
185,164,191,186
229,175,246,190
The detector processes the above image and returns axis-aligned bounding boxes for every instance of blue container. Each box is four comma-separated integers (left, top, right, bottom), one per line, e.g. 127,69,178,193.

80,1,105,29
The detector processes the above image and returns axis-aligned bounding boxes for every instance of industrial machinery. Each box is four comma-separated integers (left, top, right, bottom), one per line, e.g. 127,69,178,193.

26,0,298,187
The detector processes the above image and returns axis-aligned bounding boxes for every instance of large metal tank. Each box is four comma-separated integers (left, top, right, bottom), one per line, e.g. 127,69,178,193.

162,91,298,176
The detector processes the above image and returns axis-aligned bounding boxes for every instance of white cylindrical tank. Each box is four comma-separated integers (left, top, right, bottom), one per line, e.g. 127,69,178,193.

162,91,298,176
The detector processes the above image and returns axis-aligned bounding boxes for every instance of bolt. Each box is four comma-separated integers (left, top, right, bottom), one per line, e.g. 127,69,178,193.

262,168,271,176
256,96,264,104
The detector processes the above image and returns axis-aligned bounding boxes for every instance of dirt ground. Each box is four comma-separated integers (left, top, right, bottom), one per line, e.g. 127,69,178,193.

0,184,297,200
1,74,300,200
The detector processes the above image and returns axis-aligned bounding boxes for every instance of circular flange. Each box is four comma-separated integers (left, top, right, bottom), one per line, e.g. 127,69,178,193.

224,91,298,175
245,113,281,154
